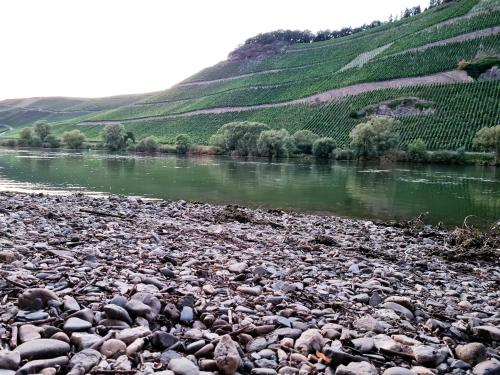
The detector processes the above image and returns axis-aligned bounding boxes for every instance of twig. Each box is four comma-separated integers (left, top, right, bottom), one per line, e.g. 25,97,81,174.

2,276,29,289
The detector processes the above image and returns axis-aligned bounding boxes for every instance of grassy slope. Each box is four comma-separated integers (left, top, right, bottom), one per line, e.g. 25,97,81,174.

1,0,500,150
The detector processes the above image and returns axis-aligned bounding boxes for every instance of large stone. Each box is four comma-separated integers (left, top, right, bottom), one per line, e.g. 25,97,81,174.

16,356,68,375
0,351,21,370
151,332,179,349
412,345,447,367
472,359,500,375
336,361,378,375
456,343,487,365
18,325,43,342
381,302,414,320
168,357,200,375
18,289,60,310
115,326,151,345
382,368,414,375
294,329,325,355
472,326,500,341
70,333,102,351
103,304,133,324
353,315,384,333
69,349,102,372
64,317,92,332
228,262,247,273
100,339,126,358
15,339,70,360
214,335,240,375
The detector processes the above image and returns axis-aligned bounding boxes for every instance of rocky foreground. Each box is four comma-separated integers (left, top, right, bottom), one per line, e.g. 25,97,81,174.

0,192,498,375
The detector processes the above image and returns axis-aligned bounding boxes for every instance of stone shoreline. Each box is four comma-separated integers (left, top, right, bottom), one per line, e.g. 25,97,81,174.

0,192,498,375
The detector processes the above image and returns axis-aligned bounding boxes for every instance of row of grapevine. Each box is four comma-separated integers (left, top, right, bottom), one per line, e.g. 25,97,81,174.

58,81,499,151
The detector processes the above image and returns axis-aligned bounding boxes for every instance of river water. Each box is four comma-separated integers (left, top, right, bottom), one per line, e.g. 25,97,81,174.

0,148,498,227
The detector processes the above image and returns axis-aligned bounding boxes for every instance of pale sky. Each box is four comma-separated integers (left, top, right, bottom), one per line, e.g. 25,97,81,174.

0,0,428,100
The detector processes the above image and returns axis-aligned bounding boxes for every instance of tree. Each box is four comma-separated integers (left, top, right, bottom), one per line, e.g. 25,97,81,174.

473,124,500,163
350,117,400,159
407,139,427,162
210,121,270,156
18,128,33,146
175,134,192,154
136,136,159,153
312,138,336,159
34,120,50,141
42,134,60,148
62,130,86,149
257,129,292,158
102,124,126,151
292,130,319,154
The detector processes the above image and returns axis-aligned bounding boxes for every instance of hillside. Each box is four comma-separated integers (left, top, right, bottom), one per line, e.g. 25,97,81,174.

1,0,500,150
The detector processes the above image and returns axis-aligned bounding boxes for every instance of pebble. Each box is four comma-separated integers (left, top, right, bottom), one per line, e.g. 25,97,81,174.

168,357,200,375
15,339,70,360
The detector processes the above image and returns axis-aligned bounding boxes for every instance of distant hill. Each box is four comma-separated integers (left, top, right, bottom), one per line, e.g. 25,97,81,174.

1,0,499,150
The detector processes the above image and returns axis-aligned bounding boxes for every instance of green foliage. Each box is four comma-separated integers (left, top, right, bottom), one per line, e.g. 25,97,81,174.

473,124,500,161
136,136,160,153
427,149,467,164
102,123,126,151
62,130,86,149
30,136,43,147
407,138,428,162
18,128,33,146
175,134,192,154
42,134,60,148
210,121,270,156
292,130,319,154
458,55,500,79
350,116,400,159
257,129,292,158
312,137,337,158
34,120,50,141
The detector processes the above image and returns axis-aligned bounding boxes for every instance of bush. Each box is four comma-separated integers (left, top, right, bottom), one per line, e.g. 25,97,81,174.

210,121,270,156
18,128,33,146
175,134,192,154
159,144,177,154
428,149,466,164
312,137,336,159
102,124,126,151
1,139,17,147
136,136,159,153
62,130,86,149
334,149,355,160
473,124,500,163
30,136,43,148
257,129,292,158
350,116,400,159
33,120,50,141
42,134,60,148
407,138,427,162
292,130,319,154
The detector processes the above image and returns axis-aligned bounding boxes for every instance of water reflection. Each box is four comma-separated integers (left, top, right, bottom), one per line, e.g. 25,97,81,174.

0,149,498,227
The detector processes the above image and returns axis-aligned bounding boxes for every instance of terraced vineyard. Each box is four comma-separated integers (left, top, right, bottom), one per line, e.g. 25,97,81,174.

1,0,500,151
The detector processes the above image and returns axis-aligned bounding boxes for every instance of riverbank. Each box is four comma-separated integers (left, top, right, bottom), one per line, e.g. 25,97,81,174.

0,192,498,374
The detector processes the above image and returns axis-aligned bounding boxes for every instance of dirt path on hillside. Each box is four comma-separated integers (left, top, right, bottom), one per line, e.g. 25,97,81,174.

79,70,472,125
386,26,500,57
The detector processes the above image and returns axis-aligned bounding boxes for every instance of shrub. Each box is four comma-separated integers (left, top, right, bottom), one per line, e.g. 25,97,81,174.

18,128,33,146
1,139,17,147
292,130,319,154
62,130,86,149
30,136,43,147
102,124,126,151
350,116,400,159
42,134,60,148
473,124,500,163
334,149,355,160
136,136,159,153
428,149,466,164
210,121,270,156
407,138,427,162
159,144,177,154
33,120,50,141
312,137,336,159
175,134,192,154
257,129,292,158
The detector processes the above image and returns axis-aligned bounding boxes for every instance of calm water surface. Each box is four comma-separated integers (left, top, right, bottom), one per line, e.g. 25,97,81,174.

0,148,498,227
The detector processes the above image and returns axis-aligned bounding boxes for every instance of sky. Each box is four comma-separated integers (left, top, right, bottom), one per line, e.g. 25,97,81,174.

0,0,428,100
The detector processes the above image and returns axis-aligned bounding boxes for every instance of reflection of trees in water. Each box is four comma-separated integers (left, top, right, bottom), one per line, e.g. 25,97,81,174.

35,158,53,172
102,157,136,175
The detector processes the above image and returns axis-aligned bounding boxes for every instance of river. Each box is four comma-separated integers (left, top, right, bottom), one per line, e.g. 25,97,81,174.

0,148,498,228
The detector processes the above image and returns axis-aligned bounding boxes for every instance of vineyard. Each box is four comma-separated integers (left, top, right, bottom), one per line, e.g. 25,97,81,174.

1,0,499,153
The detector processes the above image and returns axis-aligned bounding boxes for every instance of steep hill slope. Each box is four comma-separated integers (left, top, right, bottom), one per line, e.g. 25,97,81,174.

1,0,499,150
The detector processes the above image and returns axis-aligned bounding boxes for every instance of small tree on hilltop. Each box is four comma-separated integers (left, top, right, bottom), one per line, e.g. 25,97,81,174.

34,120,50,141
175,134,192,154
62,130,86,149
292,130,319,154
257,129,292,158
312,137,336,159
102,123,126,151
350,116,400,159
474,124,500,163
